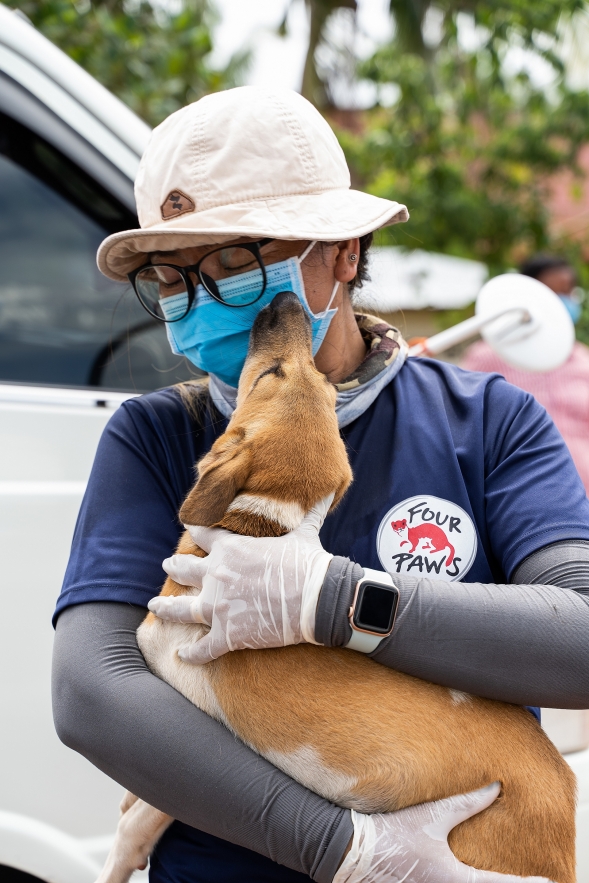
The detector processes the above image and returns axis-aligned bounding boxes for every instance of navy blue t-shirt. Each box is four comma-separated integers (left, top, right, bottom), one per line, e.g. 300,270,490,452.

55,359,589,882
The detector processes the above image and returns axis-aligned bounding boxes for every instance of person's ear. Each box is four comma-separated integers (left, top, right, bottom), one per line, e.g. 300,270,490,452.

179,429,251,526
334,238,360,285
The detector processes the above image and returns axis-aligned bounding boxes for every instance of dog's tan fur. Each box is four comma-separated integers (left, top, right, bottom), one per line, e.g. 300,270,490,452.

97,293,576,883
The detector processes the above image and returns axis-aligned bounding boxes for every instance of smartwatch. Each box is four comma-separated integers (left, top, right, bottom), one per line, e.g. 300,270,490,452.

345,568,399,654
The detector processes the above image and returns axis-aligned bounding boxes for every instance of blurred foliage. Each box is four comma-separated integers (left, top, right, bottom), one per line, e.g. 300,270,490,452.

9,0,247,126
329,0,589,341
279,0,357,108
301,0,356,108
575,291,589,343
338,2,589,270
12,0,589,341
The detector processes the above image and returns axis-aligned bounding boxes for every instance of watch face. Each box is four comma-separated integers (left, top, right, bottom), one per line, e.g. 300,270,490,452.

355,582,398,634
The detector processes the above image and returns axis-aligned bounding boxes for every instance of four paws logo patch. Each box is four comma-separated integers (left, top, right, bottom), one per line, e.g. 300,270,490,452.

377,496,477,581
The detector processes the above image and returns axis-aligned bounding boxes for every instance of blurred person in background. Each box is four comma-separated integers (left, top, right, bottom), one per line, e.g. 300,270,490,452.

462,254,589,492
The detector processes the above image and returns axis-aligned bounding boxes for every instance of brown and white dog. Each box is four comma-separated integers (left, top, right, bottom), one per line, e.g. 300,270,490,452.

97,291,576,883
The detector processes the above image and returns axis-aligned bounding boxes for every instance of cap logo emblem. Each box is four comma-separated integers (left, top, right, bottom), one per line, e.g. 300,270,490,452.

161,189,195,220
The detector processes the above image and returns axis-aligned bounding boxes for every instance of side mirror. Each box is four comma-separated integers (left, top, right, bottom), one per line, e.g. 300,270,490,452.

409,274,575,372
476,274,575,371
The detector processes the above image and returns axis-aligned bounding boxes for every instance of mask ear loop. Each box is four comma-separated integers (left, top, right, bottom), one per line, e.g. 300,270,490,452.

316,280,340,319
297,241,340,318
298,240,318,264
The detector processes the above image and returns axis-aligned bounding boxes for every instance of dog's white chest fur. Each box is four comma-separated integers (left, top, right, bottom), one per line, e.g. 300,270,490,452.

137,613,362,808
265,745,359,806
137,616,229,727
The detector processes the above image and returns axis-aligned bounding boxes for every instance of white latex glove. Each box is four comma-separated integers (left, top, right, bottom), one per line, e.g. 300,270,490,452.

148,495,334,664
333,783,552,883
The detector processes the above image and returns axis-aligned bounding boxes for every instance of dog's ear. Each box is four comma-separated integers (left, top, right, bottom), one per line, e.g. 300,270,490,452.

330,466,353,512
179,429,251,526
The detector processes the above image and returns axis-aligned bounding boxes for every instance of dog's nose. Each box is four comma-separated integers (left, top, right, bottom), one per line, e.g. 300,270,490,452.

250,290,312,349
264,291,307,326
253,290,310,332
269,290,302,312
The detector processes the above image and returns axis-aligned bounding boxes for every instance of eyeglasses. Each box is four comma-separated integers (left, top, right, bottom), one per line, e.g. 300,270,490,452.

128,238,274,322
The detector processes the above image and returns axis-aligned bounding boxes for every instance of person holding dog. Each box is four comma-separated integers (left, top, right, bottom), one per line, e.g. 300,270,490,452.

53,88,589,883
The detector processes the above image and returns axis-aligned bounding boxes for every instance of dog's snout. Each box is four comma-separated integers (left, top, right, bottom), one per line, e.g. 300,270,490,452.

265,291,308,326
269,290,303,312
252,291,311,336
245,290,314,374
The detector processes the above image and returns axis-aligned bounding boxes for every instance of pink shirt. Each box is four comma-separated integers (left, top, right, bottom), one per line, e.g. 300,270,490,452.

462,341,589,493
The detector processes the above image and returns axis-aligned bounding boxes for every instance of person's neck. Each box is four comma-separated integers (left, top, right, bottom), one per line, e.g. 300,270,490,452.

313,295,367,384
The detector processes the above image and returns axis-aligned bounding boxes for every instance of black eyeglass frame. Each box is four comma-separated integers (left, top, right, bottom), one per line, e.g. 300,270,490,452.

128,237,275,322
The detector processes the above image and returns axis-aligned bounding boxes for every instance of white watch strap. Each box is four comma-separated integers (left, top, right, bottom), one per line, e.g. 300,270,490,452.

346,629,385,653
345,568,395,654
362,568,394,586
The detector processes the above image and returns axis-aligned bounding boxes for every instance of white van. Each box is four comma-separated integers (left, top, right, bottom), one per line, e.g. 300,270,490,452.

0,7,197,880
0,6,588,881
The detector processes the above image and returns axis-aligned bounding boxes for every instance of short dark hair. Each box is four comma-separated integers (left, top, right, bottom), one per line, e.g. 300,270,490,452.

519,253,573,280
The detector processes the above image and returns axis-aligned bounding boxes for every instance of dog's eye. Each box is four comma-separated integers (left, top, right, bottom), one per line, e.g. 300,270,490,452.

257,362,285,381
248,361,285,396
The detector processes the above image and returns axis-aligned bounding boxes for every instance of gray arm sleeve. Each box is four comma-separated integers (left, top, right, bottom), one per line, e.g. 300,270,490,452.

52,602,352,882
315,541,589,708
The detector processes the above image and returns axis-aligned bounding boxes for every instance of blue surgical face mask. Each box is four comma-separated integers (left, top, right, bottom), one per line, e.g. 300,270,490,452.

558,294,582,325
159,241,339,387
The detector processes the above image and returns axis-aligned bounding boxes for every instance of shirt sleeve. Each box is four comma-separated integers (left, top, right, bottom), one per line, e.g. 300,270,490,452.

52,602,352,882
316,548,589,708
482,377,589,578
54,393,194,623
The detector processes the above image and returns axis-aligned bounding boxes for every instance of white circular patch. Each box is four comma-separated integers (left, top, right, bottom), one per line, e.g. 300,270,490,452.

377,495,477,581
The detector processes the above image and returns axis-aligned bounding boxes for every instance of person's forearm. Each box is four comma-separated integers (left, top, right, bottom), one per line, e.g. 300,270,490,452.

315,542,589,708
52,602,352,882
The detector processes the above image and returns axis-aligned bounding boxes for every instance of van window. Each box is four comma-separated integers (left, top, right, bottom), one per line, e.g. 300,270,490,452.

0,112,199,391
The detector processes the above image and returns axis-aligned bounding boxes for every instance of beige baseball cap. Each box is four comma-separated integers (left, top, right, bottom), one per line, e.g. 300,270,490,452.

97,86,409,282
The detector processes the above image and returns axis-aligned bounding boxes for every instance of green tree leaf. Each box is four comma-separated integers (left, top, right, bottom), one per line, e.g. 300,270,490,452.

9,0,248,126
